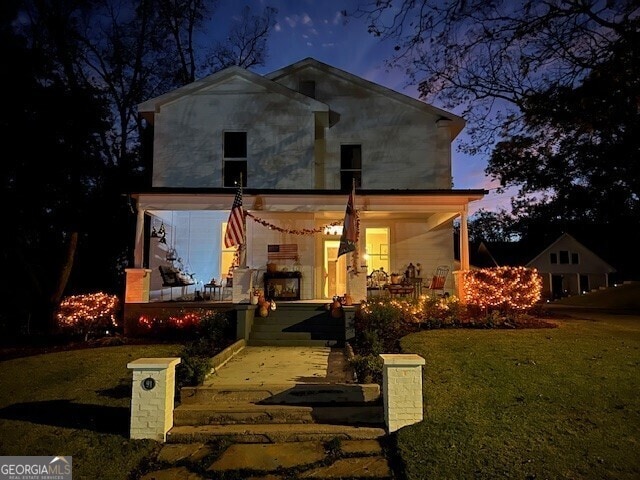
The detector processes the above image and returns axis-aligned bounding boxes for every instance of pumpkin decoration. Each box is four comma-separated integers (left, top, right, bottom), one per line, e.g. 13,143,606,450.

330,298,343,318
258,305,269,317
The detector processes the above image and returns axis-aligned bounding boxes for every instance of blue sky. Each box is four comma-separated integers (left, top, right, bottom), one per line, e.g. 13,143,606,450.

216,0,512,215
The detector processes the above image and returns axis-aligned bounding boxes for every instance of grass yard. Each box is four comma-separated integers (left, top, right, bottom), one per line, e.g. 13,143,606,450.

396,313,640,479
0,343,182,480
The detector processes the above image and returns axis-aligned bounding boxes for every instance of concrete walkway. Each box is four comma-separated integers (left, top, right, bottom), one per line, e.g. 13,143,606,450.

203,345,355,386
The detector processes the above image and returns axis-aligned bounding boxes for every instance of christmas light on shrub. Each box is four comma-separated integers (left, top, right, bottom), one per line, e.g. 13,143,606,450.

56,292,120,339
461,266,542,311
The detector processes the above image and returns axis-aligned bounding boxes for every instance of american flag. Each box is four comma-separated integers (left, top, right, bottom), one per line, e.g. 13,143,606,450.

338,183,357,257
267,244,298,260
224,186,245,247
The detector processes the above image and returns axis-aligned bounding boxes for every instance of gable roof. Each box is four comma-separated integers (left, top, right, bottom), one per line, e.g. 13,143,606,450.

137,65,329,123
454,237,532,268
526,232,616,272
265,57,466,138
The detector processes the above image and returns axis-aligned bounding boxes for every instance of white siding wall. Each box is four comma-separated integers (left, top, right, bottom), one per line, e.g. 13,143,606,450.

272,67,452,189
385,220,455,291
152,78,316,189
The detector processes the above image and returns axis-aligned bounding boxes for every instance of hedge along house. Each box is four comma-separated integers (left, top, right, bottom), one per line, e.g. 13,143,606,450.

124,58,485,313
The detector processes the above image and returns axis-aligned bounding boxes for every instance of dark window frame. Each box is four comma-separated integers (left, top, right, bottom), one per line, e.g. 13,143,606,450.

340,144,362,190
223,131,247,187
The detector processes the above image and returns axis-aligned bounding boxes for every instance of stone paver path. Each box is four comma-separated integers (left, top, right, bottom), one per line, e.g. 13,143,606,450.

140,438,396,479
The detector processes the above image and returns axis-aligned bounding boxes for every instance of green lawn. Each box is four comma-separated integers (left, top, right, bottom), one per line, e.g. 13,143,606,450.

0,343,182,480
396,313,640,479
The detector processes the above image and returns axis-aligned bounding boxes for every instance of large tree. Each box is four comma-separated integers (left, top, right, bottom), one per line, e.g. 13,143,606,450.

354,0,638,151
4,0,276,333
490,31,640,224
354,0,639,229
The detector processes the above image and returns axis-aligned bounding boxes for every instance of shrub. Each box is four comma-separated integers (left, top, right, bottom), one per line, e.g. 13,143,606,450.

354,298,420,354
175,311,231,388
55,292,120,341
461,266,542,313
349,354,383,384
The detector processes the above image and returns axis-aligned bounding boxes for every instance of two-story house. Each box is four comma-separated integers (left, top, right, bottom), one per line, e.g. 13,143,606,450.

124,58,485,306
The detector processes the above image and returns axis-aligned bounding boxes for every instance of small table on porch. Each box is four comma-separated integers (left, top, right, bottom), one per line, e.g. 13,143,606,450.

386,284,414,298
204,283,222,301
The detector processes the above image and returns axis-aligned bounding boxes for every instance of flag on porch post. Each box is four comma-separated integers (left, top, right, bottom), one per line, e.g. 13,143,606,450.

224,183,245,248
338,181,358,258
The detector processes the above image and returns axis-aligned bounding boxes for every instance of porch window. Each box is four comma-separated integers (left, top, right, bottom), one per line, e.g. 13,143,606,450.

365,227,390,274
341,144,362,190
223,131,247,187
220,222,235,279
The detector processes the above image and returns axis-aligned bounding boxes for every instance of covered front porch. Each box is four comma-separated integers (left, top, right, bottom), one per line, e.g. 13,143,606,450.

125,188,483,308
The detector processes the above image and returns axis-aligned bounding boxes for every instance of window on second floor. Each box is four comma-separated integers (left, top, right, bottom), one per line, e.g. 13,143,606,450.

559,250,569,264
571,252,579,264
341,144,362,190
550,253,558,264
223,131,247,187
299,80,316,98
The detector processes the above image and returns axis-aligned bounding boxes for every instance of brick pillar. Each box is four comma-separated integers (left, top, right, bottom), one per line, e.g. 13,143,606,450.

379,354,426,433
127,357,181,442
124,268,153,303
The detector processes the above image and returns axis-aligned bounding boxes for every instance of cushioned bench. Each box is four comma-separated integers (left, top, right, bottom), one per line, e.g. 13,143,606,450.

158,265,195,300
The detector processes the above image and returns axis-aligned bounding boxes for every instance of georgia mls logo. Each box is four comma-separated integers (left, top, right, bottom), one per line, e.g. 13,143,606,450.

0,456,72,480
49,456,71,472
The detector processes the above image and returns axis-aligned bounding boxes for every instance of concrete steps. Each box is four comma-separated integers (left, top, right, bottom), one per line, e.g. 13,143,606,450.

173,403,384,426
179,383,380,405
166,424,387,444
248,303,346,346
173,382,385,443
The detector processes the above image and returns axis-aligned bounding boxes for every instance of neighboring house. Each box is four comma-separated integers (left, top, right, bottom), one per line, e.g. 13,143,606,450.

455,233,616,300
526,233,616,300
125,57,485,303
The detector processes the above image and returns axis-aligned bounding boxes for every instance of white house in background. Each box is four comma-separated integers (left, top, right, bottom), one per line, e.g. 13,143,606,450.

126,57,485,303
526,233,616,300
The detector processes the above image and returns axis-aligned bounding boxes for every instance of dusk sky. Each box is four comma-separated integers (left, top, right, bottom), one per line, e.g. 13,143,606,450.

215,0,512,215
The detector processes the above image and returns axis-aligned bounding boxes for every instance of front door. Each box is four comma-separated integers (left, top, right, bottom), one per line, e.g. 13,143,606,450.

324,240,346,298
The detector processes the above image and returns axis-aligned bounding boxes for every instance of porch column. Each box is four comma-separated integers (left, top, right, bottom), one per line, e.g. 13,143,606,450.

133,205,145,269
459,206,470,270
576,273,581,295
456,206,470,300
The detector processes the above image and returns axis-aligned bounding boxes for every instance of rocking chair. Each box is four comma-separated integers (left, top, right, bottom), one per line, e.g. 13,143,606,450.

428,265,450,297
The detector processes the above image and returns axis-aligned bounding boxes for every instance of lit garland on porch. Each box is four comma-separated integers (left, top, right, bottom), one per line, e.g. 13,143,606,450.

245,211,342,235
245,209,362,274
